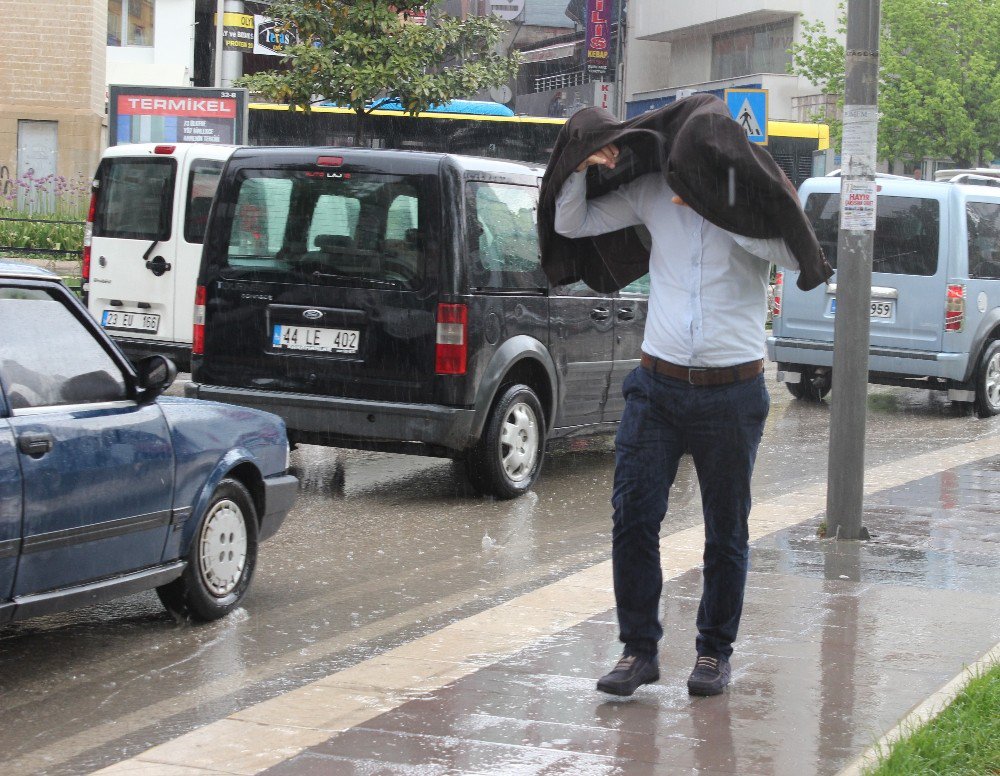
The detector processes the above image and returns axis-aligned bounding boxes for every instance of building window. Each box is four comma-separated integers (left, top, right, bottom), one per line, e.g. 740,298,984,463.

711,20,793,80
108,0,155,47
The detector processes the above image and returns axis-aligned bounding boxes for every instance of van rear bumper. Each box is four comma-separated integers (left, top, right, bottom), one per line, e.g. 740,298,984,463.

185,383,477,454
767,336,969,380
112,336,191,372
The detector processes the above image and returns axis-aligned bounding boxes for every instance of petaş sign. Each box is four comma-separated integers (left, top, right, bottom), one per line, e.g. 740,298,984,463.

584,0,616,78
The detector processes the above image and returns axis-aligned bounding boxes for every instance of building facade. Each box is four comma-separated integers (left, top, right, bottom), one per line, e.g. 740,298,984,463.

624,0,840,122
0,0,108,196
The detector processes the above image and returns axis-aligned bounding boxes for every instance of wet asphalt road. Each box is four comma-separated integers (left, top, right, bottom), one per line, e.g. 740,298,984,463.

1,368,997,775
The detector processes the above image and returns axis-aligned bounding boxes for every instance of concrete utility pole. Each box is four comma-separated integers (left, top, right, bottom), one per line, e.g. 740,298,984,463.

214,0,225,88
825,0,881,540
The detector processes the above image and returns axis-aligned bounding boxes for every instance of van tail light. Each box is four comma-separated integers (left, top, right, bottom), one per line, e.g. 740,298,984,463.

154,144,176,155
192,285,207,355
945,284,965,332
82,191,96,281
771,270,783,318
435,303,467,375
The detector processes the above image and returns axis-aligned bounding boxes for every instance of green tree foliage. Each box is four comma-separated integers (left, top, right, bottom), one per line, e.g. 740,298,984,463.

237,1,520,145
789,0,1000,166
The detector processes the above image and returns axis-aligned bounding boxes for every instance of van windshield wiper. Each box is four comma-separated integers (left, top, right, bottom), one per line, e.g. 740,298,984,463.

143,240,160,261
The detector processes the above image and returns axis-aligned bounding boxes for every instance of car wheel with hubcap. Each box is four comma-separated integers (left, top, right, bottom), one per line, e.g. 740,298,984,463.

974,340,1000,417
465,384,545,500
157,478,259,622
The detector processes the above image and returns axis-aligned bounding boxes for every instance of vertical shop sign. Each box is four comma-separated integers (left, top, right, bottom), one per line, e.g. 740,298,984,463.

585,0,615,77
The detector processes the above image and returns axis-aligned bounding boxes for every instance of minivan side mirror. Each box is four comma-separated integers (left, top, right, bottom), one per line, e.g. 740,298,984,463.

135,354,177,402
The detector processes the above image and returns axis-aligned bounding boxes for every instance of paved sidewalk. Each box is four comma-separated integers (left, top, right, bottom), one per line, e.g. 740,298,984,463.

95,442,1000,776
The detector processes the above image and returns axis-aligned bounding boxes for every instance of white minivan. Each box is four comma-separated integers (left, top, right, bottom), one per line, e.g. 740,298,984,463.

83,143,238,370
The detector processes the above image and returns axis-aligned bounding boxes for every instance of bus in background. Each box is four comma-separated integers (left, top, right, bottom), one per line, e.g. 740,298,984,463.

767,120,830,188
248,100,565,166
247,101,829,187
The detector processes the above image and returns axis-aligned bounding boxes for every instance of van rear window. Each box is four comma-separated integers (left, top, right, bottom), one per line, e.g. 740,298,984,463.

805,193,941,276
94,158,175,241
219,170,428,289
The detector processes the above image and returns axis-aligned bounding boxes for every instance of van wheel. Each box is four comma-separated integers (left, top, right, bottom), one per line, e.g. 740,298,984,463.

786,366,831,401
974,341,1000,417
465,384,545,500
156,479,259,622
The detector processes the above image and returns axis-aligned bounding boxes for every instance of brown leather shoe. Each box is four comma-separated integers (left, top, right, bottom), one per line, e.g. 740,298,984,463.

687,655,731,696
596,652,660,696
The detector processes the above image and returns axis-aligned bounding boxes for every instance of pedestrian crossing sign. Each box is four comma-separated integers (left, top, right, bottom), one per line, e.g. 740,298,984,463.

724,88,768,145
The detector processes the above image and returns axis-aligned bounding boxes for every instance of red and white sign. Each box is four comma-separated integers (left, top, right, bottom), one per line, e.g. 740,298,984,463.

117,96,238,119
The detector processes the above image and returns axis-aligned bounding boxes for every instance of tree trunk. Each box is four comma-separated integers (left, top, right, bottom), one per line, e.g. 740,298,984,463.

353,110,367,148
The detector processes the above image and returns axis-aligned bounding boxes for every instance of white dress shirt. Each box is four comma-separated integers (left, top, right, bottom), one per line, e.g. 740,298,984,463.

555,171,801,367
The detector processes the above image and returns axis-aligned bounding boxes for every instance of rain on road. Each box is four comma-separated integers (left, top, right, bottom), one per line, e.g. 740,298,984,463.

1,368,996,775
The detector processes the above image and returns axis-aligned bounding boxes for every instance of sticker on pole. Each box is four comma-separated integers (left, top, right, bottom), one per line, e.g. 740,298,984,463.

724,88,768,144
840,180,878,231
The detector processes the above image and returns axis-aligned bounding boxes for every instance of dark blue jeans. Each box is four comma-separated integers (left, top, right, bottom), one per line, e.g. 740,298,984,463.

611,364,770,660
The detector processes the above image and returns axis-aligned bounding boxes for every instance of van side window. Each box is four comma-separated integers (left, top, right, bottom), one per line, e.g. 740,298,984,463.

94,158,175,241
805,193,940,276
228,177,293,263
966,202,1000,279
185,160,224,244
466,182,545,290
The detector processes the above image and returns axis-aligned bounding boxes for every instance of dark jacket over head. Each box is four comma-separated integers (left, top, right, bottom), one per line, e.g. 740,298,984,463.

537,94,833,292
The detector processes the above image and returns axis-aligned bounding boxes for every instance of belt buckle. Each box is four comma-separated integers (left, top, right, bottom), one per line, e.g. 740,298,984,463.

687,367,708,385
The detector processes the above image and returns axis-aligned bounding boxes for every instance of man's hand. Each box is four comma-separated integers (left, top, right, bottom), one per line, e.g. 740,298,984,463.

577,144,620,172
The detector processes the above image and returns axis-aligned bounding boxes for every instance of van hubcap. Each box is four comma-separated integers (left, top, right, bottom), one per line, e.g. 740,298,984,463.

500,402,539,482
986,352,1000,409
199,499,248,597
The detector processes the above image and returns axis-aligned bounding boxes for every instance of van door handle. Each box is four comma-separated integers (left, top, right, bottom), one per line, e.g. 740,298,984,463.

617,307,635,321
18,433,54,458
591,306,611,321
145,256,172,276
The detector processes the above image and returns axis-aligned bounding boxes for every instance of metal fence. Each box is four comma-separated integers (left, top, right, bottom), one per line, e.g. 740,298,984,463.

533,69,596,94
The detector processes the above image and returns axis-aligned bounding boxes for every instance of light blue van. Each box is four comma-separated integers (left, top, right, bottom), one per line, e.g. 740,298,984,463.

768,173,1000,417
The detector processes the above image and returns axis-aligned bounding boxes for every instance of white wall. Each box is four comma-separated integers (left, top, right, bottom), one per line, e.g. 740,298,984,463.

106,0,195,87
625,0,844,118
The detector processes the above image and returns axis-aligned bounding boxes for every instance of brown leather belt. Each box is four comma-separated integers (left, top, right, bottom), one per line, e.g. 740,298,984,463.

640,353,764,386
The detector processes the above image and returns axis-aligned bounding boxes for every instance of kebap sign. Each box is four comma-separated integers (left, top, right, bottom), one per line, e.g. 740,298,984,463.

585,0,616,78
109,86,248,146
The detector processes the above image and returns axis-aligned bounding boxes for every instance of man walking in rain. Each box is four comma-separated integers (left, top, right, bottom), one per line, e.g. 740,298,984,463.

546,100,826,697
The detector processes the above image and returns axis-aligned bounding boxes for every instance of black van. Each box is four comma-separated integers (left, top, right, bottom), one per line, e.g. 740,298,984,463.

187,148,649,498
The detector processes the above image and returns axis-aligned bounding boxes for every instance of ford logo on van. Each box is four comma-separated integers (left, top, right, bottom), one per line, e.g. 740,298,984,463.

303,309,323,320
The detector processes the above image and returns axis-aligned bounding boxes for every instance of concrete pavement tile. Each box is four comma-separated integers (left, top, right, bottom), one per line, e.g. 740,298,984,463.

108,719,331,775
304,727,610,774
230,683,403,732
263,750,449,775
91,763,235,776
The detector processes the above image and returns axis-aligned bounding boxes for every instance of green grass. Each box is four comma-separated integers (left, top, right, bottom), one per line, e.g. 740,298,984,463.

865,663,1000,775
